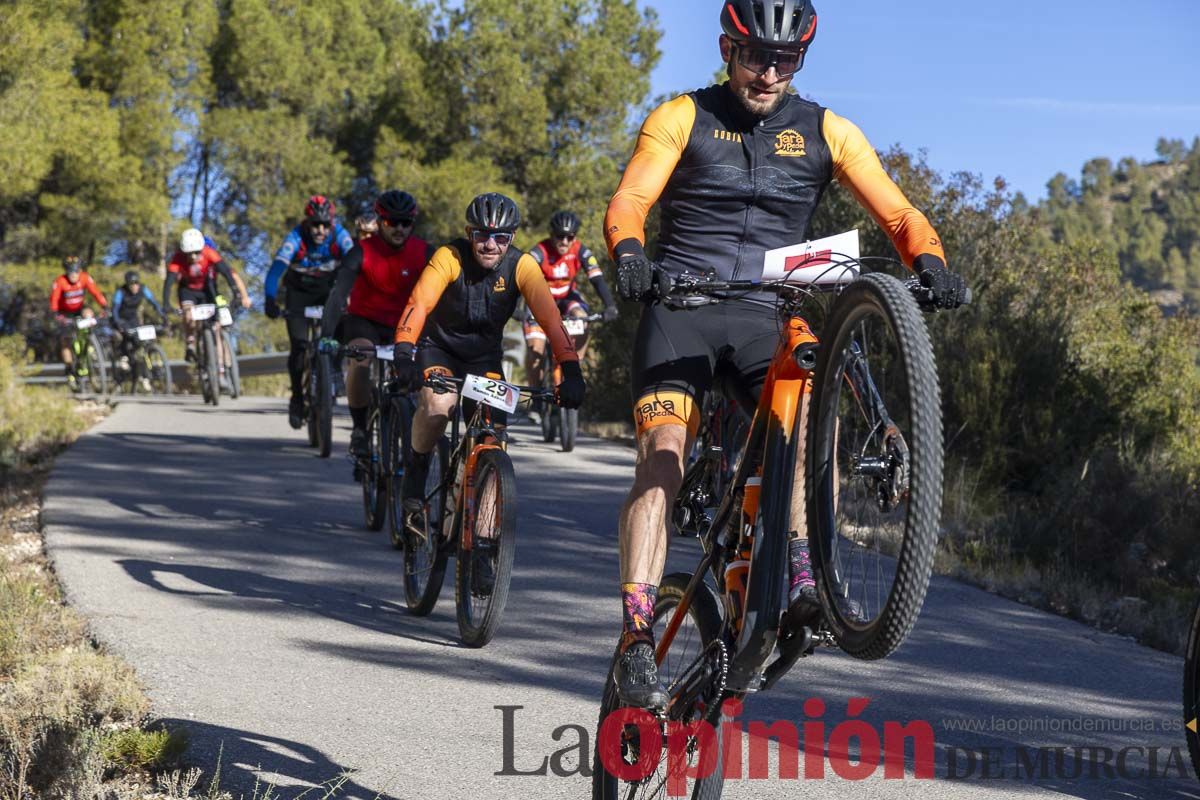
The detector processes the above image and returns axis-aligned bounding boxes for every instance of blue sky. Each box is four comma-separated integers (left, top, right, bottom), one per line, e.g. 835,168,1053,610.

643,1,1200,200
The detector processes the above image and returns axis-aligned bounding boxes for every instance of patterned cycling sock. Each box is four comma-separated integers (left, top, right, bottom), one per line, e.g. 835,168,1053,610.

619,582,657,650
349,406,366,429
789,537,815,593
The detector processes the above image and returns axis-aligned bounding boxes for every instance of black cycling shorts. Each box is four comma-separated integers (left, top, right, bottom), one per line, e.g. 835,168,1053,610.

418,341,507,426
340,313,395,346
283,284,331,342
178,286,214,306
631,299,785,435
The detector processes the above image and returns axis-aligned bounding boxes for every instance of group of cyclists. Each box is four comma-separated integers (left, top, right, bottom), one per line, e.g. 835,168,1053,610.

46,0,971,713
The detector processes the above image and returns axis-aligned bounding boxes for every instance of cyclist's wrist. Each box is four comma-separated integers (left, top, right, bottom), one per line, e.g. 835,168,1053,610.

613,238,647,263
912,253,947,275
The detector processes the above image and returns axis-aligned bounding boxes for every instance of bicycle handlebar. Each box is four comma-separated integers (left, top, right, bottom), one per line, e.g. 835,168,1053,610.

424,373,558,402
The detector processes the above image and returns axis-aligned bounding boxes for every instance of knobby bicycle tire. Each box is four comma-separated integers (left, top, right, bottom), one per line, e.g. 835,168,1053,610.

387,398,413,548
316,353,334,458
202,327,219,406
561,408,578,452
593,574,726,800
221,328,240,399
305,355,319,447
455,448,518,647
403,437,450,615
85,334,108,395
148,344,172,394
362,389,388,531
1184,597,1200,779
806,272,941,659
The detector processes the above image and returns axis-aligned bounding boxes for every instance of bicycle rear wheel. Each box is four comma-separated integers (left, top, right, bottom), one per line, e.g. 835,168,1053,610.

1185,597,1200,779
454,448,518,647
362,391,388,531
315,353,334,458
403,437,450,615
593,573,726,800
387,398,414,550
201,327,219,405
147,344,171,394
806,272,941,659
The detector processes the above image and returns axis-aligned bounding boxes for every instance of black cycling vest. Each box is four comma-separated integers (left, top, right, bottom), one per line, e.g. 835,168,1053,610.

423,240,522,358
657,84,833,280
116,288,146,323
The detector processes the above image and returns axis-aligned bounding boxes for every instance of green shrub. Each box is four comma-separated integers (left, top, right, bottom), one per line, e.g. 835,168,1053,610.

102,726,189,773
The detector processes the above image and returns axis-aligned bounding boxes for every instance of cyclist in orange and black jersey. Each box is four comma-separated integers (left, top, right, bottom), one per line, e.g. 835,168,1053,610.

522,210,619,411
49,256,108,378
604,0,969,708
391,193,586,510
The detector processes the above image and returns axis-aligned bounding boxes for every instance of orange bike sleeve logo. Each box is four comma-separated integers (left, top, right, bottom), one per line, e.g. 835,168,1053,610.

774,129,807,157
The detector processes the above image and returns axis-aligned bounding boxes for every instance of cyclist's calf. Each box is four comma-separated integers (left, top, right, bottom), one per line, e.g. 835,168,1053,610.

619,424,690,585
344,336,374,408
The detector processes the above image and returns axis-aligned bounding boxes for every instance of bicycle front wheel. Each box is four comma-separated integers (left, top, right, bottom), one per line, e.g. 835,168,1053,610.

560,407,578,452
806,272,941,659
455,448,517,647
386,398,414,549
315,353,334,458
147,345,172,394
201,327,219,405
403,437,450,615
84,335,108,395
1185,597,1200,779
593,573,726,800
361,392,388,531
222,328,240,399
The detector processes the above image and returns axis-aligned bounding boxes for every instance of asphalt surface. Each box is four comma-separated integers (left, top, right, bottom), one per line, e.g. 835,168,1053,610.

44,397,1197,799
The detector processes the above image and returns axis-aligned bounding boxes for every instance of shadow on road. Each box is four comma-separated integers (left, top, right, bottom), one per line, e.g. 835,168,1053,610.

153,717,402,800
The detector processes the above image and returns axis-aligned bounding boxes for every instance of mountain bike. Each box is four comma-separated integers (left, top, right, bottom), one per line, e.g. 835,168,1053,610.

113,324,172,395
399,372,556,647
539,312,601,452
593,258,963,799
286,306,337,457
334,343,413,533
66,315,108,395
675,394,748,539
1185,596,1200,779
190,301,237,405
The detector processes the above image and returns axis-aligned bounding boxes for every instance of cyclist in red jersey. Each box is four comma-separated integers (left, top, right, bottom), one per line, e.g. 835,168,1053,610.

163,228,242,363
320,190,432,458
49,256,108,383
522,211,618,417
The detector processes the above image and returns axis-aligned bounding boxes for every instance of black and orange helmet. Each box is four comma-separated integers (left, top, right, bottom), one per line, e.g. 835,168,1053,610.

304,195,336,223
720,0,818,50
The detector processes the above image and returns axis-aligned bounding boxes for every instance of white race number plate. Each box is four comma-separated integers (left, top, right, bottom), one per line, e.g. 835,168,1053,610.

374,345,395,362
462,374,520,414
304,305,324,319
218,307,234,327
191,303,216,321
135,325,156,341
75,317,97,330
564,318,587,336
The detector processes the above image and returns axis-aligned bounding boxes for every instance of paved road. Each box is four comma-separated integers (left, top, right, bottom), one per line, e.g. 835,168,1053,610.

44,397,1195,799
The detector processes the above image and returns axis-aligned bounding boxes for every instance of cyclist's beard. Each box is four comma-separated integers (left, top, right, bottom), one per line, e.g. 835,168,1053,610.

733,78,790,118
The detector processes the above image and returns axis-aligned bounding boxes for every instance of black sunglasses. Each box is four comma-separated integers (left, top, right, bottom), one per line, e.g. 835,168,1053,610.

735,45,805,79
382,217,415,228
553,233,576,242
308,219,331,229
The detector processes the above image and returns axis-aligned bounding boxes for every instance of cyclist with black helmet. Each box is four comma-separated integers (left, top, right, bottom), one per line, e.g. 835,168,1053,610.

319,190,433,458
353,211,379,242
523,210,619,415
603,0,970,707
263,195,355,428
50,256,108,386
112,270,165,379
392,192,588,506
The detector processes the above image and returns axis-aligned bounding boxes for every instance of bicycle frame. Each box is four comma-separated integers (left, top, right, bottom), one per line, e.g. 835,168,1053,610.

655,314,818,693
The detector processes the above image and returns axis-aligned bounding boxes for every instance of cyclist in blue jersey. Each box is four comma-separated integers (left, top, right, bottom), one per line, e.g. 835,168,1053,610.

263,195,356,428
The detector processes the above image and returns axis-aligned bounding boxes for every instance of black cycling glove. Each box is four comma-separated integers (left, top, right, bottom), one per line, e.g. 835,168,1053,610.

264,296,281,319
392,343,424,393
915,256,968,310
557,360,586,410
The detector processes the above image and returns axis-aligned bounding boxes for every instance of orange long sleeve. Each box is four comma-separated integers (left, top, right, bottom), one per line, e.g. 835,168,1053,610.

604,95,695,257
394,245,460,346
824,109,946,268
